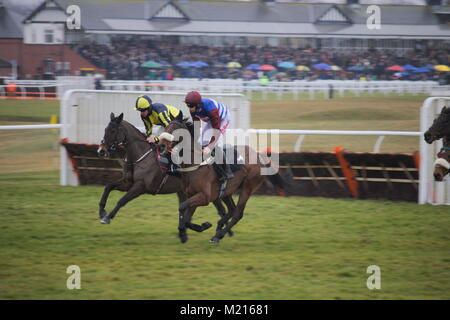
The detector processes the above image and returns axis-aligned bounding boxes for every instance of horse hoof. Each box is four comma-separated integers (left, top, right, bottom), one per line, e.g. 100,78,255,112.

100,217,110,224
209,237,220,244
202,222,212,230
227,230,234,237
99,210,107,219
179,234,188,243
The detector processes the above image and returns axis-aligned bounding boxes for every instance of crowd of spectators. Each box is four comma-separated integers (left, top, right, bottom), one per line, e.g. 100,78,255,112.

72,37,450,83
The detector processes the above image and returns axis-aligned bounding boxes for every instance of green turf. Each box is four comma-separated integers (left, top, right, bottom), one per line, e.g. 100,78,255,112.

0,99,59,123
0,177,449,300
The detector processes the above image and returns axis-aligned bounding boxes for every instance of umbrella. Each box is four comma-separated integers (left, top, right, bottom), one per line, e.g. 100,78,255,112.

347,65,365,71
402,64,417,71
386,65,405,71
434,65,450,72
227,61,242,69
277,61,296,69
312,63,331,70
246,64,261,70
176,61,192,68
259,64,276,71
158,60,172,67
331,65,341,71
296,65,310,71
141,61,162,69
413,67,431,73
191,61,209,68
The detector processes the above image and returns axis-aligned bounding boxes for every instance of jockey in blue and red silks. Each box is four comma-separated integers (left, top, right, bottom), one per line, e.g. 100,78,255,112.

184,91,234,181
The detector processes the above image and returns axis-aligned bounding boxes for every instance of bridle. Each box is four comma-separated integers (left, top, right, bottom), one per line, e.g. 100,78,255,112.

104,125,128,152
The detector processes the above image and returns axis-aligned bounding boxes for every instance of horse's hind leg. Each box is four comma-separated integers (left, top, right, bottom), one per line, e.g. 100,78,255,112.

210,187,251,243
101,181,145,224
98,179,132,219
214,196,236,237
178,193,211,243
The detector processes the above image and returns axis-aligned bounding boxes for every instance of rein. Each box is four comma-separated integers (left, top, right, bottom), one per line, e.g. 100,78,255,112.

133,147,153,164
176,156,215,172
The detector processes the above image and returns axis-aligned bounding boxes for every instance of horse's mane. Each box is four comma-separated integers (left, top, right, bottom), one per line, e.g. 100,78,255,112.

121,119,147,140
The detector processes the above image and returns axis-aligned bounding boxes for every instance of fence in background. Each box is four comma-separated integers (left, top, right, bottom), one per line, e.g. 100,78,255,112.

2,79,447,100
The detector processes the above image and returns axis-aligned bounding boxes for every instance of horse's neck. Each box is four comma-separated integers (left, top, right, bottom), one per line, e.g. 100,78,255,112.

122,122,150,162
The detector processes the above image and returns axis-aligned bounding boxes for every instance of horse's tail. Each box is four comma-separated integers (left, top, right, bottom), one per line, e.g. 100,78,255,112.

257,153,286,196
267,172,286,197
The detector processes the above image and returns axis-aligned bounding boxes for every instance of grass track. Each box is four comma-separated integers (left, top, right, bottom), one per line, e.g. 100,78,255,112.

0,172,449,299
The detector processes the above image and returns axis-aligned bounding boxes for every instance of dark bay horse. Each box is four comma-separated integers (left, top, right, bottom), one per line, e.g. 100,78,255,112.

97,113,235,235
424,106,450,181
158,119,285,243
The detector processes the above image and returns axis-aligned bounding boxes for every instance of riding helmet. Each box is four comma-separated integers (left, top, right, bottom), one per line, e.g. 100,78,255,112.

184,91,202,107
135,95,152,111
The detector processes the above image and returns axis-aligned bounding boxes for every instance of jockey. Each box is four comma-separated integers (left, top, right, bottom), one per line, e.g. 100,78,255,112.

134,95,183,144
184,91,234,181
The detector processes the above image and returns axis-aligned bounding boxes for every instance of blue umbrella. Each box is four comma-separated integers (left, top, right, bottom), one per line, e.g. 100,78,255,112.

277,61,296,69
176,61,192,68
246,64,260,70
347,65,365,71
413,67,431,73
158,60,172,67
402,64,417,71
191,61,209,68
312,63,331,70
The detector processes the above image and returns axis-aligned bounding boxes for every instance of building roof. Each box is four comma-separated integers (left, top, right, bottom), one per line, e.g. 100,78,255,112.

4,0,450,39
0,3,25,38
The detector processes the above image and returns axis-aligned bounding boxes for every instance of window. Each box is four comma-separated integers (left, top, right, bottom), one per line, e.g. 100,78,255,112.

45,29,54,43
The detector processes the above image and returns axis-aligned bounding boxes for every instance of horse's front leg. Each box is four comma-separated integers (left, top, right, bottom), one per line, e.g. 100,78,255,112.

178,193,210,243
100,181,146,224
98,179,132,220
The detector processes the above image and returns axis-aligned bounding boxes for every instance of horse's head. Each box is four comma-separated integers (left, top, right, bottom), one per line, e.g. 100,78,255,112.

157,120,189,156
98,112,127,157
424,106,450,144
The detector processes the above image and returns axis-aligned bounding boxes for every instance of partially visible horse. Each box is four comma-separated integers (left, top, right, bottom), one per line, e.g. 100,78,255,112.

97,112,236,236
158,119,285,243
424,106,450,181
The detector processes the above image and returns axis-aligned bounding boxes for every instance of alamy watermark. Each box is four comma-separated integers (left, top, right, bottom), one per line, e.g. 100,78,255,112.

66,5,81,30
366,265,381,290
66,265,81,290
366,5,381,30
160,123,280,176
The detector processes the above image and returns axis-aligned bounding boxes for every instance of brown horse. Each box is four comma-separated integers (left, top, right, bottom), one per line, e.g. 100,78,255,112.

158,119,285,243
424,106,450,181
97,113,236,236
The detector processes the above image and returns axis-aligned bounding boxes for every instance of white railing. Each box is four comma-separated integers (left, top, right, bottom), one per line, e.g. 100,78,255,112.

244,129,421,153
4,79,444,100
0,85,57,99
0,124,62,130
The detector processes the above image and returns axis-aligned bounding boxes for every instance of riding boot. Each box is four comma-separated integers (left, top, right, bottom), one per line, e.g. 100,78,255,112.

214,164,227,182
223,163,234,180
